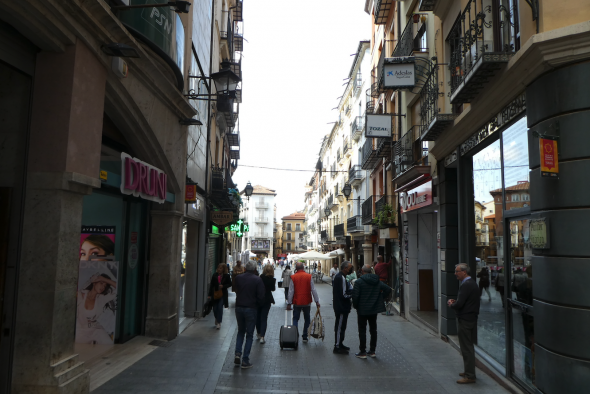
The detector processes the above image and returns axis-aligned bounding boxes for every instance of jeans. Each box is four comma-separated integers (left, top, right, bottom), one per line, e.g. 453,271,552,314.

358,314,377,352
293,305,311,339
457,318,478,379
256,303,271,337
235,307,257,362
212,298,224,323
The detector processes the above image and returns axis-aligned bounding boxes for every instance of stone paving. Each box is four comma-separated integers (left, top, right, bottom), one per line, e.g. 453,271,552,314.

93,269,511,394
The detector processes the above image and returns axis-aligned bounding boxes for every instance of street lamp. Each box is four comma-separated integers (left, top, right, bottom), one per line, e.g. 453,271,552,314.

244,181,254,201
324,207,331,217
342,183,352,200
186,61,241,101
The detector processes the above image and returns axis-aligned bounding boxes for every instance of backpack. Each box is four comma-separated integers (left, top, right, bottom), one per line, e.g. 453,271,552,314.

308,309,325,341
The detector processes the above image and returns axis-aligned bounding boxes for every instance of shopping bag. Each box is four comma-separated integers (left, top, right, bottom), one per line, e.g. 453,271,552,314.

278,281,283,288
308,309,325,341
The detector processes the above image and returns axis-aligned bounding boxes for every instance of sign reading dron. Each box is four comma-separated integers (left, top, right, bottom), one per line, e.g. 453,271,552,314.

365,114,393,138
383,57,416,90
121,153,167,204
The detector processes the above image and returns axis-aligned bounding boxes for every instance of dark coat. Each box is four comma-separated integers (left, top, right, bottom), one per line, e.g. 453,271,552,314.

260,274,276,306
209,273,232,308
450,277,480,321
477,269,490,288
332,272,352,314
352,273,391,315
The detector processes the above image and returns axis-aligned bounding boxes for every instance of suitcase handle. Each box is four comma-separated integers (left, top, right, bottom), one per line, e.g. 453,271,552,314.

285,308,292,326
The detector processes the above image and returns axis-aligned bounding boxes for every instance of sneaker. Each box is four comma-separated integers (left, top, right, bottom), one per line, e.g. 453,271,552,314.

355,352,367,359
234,354,241,365
241,361,253,369
216,323,220,329
333,347,349,355
260,337,265,344
302,338,308,343
367,351,376,358
256,333,261,339
339,344,350,351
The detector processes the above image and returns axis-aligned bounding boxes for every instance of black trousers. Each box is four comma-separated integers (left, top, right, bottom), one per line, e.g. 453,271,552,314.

457,318,478,379
334,312,349,347
357,314,377,352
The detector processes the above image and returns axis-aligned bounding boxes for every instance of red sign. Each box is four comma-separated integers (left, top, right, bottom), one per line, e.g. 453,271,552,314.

399,180,432,213
540,138,558,178
130,232,138,244
185,184,197,203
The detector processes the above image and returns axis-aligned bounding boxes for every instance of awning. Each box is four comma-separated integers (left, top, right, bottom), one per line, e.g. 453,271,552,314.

394,175,431,193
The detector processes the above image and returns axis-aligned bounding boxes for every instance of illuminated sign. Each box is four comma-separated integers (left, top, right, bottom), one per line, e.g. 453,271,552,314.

229,219,249,238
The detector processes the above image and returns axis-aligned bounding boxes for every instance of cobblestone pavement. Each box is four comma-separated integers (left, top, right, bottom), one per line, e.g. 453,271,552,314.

94,268,510,394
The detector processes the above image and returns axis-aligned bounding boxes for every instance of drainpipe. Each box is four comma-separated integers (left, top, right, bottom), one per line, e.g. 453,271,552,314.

397,1,405,318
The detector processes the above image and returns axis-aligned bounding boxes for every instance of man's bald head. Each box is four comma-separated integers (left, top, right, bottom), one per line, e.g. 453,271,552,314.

295,262,304,271
362,265,372,274
377,255,383,263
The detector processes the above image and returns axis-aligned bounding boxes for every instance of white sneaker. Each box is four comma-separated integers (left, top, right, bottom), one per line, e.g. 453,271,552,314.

215,323,220,329
260,337,265,344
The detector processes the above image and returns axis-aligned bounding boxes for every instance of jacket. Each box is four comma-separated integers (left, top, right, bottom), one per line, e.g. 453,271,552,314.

234,270,265,309
208,273,232,308
288,270,320,306
232,265,245,293
477,270,490,287
332,272,353,314
374,261,392,282
450,277,480,321
260,274,276,306
352,273,391,315
282,269,293,288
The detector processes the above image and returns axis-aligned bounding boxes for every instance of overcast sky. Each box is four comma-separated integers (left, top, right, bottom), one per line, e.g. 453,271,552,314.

232,0,370,219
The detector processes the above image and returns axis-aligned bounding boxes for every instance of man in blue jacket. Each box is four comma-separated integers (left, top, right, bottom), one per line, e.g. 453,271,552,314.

332,261,354,354
352,265,391,359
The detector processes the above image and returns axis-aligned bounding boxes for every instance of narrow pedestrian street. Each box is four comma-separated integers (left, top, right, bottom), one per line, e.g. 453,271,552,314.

93,269,509,394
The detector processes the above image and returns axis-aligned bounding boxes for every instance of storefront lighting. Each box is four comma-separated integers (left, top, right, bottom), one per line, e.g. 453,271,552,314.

244,181,253,201
101,43,140,58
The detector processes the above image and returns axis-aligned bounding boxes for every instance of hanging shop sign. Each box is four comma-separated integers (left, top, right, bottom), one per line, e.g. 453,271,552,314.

383,57,415,89
120,153,167,204
186,196,204,221
229,220,249,238
540,138,559,178
185,184,197,203
529,218,550,249
210,210,233,225
379,228,399,239
365,114,393,138
399,180,432,213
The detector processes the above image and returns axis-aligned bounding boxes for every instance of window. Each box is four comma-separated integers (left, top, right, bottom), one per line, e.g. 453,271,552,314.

287,243,291,250
287,223,292,231
295,224,300,231
287,233,291,240
511,194,520,202
522,193,529,201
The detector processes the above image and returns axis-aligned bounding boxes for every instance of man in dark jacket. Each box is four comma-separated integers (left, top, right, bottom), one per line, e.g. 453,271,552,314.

332,261,354,354
448,263,481,384
352,265,391,359
233,261,265,369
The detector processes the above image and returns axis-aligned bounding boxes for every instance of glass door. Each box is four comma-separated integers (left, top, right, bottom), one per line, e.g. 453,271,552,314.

506,217,535,392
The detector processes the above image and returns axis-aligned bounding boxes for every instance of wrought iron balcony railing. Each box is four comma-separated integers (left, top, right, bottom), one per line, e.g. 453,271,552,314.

394,126,429,178
353,72,362,96
337,149,341,163
343,139,350,156
255,202,269,209
320,230,328,243
448,0,517,104
347,215,363,233
419,67,456,141
361,138,380,170
226,129,240,147
362,195,378,225
392,16,428,58
374,0,393,25
351,116,364,141
255,217,269,223
348,165,363,186
334,223,345,238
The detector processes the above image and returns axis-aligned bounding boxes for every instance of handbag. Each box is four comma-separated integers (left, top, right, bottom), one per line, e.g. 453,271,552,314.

278,281,283,288
213,288,223,300
308,309,325,341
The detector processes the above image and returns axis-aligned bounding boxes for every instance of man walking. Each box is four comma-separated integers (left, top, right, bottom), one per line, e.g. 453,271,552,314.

352,265,391,359
332,261,353,354
233,261,265,369
448,263,481,384
287,262,320,343
330,262,339,280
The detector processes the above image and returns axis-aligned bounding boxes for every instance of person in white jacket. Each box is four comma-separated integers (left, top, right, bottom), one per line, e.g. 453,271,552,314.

281,265,293,302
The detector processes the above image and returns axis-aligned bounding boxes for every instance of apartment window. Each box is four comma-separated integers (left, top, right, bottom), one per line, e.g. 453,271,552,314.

287,243,291,250
287,233,291,240
296,224,300,231
511,194,520,202
287,223,292,231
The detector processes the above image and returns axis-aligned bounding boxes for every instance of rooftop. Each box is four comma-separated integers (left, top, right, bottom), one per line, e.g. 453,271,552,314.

490,181,529,194
282,212,306,221
241,184,277,196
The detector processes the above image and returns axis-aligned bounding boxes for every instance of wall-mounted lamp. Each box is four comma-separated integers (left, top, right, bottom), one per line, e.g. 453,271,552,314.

244,181,254,201
101,43,140,58
179,118,203,126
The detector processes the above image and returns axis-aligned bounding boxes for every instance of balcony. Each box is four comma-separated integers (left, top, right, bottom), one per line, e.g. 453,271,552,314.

394,126,431,186
343,138,350,157
331,163,337,178
392,16,428,58
351,116,364,141
233,0,243,21
226,129,240,147
234,33,243,52
254,232,270,238
419,0,437,11
374,0,393,25
377,39,396,91
230,146,240,159
255,202,269,209
419,68,456,141
337,149,342,163
348,165,364,186
362,196,377,225
353,72,362,96
374,195,395,228
334,223,345,238
361,138,380,170
255,217,268,223
376,136,393,160
345,105,351,116
327,194,336,210
448,0,516,104
347,215,363,233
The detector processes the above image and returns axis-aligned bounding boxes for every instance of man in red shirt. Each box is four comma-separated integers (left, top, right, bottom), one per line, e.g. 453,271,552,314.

374,256,392,284
287,262,320,343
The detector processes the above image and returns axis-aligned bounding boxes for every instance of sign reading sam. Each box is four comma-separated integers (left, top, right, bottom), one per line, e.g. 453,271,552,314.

120,153,167,204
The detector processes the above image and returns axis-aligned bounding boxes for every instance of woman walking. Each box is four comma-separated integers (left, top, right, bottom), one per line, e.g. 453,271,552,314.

477,267,492,301
256,264,276,344
281,265,292,303
208,264,232,329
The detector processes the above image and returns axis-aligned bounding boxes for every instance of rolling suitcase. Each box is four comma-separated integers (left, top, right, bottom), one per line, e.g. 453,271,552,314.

279,309,298,350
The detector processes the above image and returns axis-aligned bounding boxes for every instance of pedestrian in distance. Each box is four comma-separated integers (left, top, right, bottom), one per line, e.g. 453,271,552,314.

332,261,354,354
495,268,505,308
374,255,392,284
232,260,245,293
233,261,265,369
352,265,391,359
477,267,492,301
330,262,339,281
448,263,481,384
208,264,232,329
282,265,293,303
256,264,276,344
287,262,320,343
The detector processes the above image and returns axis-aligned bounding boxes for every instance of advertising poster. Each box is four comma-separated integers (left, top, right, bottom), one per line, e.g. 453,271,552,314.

76,226,118,345
263,240,270,249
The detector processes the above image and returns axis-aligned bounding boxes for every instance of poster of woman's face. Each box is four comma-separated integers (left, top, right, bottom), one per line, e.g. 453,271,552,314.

80,226,116,261
263,240,270,249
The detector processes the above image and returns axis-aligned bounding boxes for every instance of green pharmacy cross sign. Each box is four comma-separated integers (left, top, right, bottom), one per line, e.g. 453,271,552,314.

229,220,249,237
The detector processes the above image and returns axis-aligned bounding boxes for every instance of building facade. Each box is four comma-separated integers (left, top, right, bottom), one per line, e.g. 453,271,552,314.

239,185,277,259
281,212,306,255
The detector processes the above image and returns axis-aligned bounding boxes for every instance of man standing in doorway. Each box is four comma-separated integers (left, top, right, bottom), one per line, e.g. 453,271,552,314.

233,261,265,369
448,263,480,384
332,261,353,354
374,255,391,283
287,262,320,343
352,265,391,359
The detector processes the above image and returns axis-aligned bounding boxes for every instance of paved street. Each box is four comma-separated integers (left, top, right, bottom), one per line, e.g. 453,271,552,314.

94,269,510,394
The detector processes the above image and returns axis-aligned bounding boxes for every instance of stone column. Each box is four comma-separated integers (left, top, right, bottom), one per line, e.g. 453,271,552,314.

145,210,183,340
526,62,590,394
12,40,105,394
350,247,358,270
362,244,372,268
183,219,201,318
